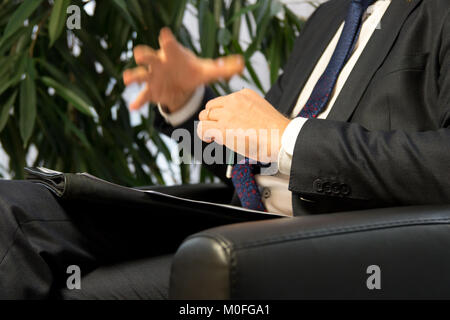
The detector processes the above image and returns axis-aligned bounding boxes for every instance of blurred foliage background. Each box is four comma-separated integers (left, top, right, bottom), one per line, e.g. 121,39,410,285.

0,0,309,186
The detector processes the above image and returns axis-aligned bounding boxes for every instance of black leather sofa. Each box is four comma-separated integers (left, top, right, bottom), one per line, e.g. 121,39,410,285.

169,204,450,299
58,183,450,299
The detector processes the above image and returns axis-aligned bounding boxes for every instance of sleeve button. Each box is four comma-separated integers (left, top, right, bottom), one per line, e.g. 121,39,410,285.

340,184,351,196
313,179,324,193
323,182,332,194
331,183,341,195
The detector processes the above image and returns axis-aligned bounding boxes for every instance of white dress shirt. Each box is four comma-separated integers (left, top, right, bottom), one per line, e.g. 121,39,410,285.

159,0,391,216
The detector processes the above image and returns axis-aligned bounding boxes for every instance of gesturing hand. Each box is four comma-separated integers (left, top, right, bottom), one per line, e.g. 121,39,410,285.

198,89,290,162
123,28,244,112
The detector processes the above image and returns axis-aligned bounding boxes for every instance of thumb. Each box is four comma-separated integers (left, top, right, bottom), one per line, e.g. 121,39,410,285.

197,120,223,144
201,55,245,82
130,85,152,111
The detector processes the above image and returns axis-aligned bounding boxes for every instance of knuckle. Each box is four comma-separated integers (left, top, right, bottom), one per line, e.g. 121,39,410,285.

230,93,239,101
133,46,143,55
206,98,220,109
196,122,204,135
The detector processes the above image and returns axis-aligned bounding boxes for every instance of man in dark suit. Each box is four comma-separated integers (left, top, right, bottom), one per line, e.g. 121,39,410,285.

0,0,449,299
126,0,450,216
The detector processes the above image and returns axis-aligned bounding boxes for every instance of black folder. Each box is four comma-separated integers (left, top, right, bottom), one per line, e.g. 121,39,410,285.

24,167,285,226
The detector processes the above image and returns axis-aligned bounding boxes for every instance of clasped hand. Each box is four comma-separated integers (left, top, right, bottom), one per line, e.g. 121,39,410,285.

198,89,290,162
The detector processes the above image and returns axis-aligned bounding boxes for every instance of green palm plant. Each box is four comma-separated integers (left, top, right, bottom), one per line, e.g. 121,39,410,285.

0,0,306,186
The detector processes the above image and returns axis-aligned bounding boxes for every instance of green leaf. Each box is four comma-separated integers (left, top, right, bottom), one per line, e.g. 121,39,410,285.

270,0,283,16
13,25,33,53
41,77,95,117
254,0,270,24
75,30,120,78
52,104,92,149
111,0,137,30
37,57,102,108
0,78,16,97
127,0,146,26
172,0,188,32
244,6,271,59
0,22,34,55
231,0,242,40
198,7,217,58
213,0,223,26
0,54,28,96
20,61,37,147
2,0,44,42
284,6,305,31
231,38,265,93
0,90,17,133
1,120,26,179
269,30,282,84
49,0,70,47
0,59,12,86
217,28,232,46
0,53,34,95
227,2,261,26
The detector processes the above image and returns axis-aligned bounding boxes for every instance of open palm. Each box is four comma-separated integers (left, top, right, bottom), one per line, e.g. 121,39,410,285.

123,28,244,112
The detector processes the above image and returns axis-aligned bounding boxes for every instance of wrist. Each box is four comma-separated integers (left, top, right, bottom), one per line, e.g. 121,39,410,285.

265,118,290,161
275,118,291,158
165,89,197,113
281,117,308,156
277,117,308,175
158,86,205,127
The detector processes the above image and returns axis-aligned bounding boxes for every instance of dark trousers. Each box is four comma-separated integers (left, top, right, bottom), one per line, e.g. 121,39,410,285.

0,180,234,299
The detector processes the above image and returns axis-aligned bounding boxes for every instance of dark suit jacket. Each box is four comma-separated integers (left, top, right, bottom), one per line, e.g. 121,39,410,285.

155,0,450,216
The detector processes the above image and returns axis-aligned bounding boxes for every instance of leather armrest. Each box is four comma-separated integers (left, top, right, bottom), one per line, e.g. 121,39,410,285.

170,205,450,299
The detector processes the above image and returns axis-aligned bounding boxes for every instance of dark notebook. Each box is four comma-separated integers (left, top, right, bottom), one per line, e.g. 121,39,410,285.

24,167,285,224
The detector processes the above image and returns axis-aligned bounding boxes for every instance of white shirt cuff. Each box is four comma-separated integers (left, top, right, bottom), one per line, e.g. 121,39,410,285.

157,86,205,127
278,117,308,175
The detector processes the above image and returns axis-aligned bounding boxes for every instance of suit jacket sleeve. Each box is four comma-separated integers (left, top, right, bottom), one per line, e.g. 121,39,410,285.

289,10,450,206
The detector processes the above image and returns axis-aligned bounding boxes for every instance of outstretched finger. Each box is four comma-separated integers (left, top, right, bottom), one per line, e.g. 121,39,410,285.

123,66,151,86
130,85,152,111
159,28,176,49
134,45,161,66
201,55,245,82
159,27,185,60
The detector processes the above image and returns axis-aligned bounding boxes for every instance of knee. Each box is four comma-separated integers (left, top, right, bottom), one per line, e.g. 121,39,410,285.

0,180,63,223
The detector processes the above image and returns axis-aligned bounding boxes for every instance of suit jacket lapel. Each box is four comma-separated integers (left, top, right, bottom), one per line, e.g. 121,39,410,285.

327,0,423,122
277,1,348,116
